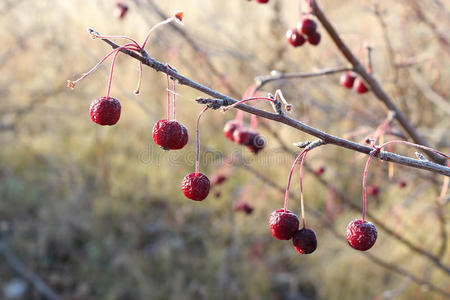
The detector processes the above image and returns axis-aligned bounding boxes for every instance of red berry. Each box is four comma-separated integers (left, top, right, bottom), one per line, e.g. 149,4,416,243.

307,32,321,46
233,201,254,215
256,0,269,3
367,185,379,196
233,128,252,145
298,19,317,36
247,132,265,154
286,29,306,47
224,120,239,141
115,2,129,19
89,97,121,126
346,219,378,251
292,228,317,254
354,78,369,94
340,72,356,89
398,180,407,188
211,174,227,186
152,120,188,150
315,166,325,176
181,173,210,201
269,209,299,240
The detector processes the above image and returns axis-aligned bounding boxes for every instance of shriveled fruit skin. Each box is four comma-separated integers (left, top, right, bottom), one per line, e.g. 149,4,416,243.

299,19,317,36
346,219,378,251
269,209,300,240
90,97,121,126
181,173,210,201
233,128,252,145
152,120,188,150
307,32,321,46
293,228,317,254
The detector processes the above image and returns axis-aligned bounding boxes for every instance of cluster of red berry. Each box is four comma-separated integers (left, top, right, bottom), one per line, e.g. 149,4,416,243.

287,18,321,47
223,120,265,154
340,71,369,94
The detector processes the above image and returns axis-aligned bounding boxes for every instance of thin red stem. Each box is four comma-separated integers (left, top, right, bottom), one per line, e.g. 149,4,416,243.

106,48,121,98
299,150,308,228
141,17,175,50
250,115,258,130
173,79,176,120
134,61,143,94
166,68,171,120
223,97,276,111
307,0,311,17
362,150,377,222
90,32,140,49
196,107,209,175
284,149,308,212
235,110,244,125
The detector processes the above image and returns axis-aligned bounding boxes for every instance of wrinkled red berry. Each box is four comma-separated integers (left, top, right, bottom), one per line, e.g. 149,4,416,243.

224,120,239,141
286,29,306,47
247,132,265,154
367,185,379,196
292,228,317,254
181,173,210,201
354,78,369,94
256,0,269,3
152,120,188,150
346,219,378,251
234,201,254,215
398,180,407,188
299,19,317,36
269,209,299,240
89,97,121,126
211,174,227,186
340,72,356,89
307,32,321,46
233,128,252,145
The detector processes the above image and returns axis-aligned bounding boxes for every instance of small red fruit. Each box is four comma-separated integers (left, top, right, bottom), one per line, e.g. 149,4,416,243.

307,32,321,46
233,201,254,215
269,209,300,240
354,78,369,94
211,174,227,186
233,128,252,145
398,180,407,188
256,0,269,3
298,19,317,36
115,2,129,19
367,185,379,196
315,166,325,176
346,219,378,251
340,72,356,89
224,120,239,141
247,132,265,154
152,119,188,150
89,97,121,126
292,228,317,254
181,173,210,201
286,29,306,47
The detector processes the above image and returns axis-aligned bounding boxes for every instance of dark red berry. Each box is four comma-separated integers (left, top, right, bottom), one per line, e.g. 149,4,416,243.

398,180,407,188
354,78,369,94
307,32,321,46
292,228,317,254
315,166,325,176
269,209,299,240
224,120,239,141
299,19,317,36
152,120,188,150
346,219,378,251
181,172,210,201
115,2,129,19
211,174,227,186
256,0,269,3
214,191,221,198
89,97,121,126
247,132,265,154
233,201,254,215
233,128,252,145
340,72,356,89
367,185,379,196
286,29,306,47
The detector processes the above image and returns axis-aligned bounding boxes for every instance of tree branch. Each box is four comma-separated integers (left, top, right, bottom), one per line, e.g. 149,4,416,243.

89,29,449,176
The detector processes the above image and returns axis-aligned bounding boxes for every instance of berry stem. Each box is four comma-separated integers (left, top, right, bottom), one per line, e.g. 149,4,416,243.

235,110,244,125
134,61,143,94
307,0,311,17
250,115,258,130
173,79,177,120
284,149,308,212
196,106,209,175
166,68,171,120
362,150,377,222
299,150,308,228
222,97,276,112
89,32,140,49
106,48,122,98
141,16,178,50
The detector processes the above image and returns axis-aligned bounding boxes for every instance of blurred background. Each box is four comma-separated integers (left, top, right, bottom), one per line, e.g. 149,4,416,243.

0,0,449,299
